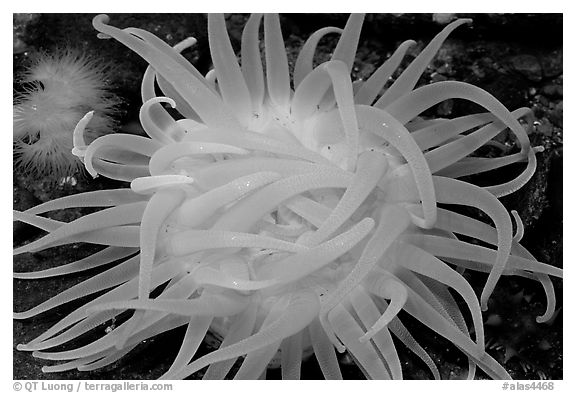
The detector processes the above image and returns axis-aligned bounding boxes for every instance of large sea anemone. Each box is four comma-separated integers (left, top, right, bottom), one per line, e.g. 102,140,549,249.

14,13,562,380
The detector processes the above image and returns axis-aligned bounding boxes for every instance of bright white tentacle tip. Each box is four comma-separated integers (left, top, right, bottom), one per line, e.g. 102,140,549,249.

205,69,217,86
143,96,177,109
71,111,94,160
131,175,194,194
359,277,407,343
173,37,197,51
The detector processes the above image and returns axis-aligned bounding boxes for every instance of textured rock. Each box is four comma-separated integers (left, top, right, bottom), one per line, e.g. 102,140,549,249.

510,54,543,82
13,13,563,381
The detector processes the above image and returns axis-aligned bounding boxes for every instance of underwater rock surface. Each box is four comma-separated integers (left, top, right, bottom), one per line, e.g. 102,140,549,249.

13,13,562,380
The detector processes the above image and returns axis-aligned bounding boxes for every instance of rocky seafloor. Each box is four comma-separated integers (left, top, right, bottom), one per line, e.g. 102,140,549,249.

13,13,562,380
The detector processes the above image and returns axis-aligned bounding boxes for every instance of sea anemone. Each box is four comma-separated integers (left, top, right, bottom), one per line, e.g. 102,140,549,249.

13,48,120,179
14,13,562,380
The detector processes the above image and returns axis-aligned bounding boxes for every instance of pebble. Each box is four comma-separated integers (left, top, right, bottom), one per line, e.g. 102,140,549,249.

549,101,563,128
542,84,563,98
510,54,543,82
541,50,563,78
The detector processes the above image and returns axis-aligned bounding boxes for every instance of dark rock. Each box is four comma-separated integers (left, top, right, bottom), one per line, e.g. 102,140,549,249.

535,117,554,137
537,94,550,108
510,54,543,82
549,101,563,128
13,13,563,381
13,179,42,243
13,13,41,53
542,83,563,98
541,50,563,78
437,99,454,116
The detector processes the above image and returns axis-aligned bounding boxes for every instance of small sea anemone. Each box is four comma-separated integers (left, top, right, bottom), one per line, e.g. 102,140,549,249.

13,48,120,179
14,14,561,380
